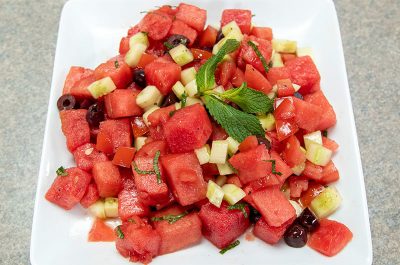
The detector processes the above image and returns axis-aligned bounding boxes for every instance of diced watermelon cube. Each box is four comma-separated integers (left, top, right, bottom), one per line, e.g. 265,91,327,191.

251,26,273,41
80,183,100,208
199,202,250,248
148,105,176,127
229,145,271,185
249,174,280,192
239,36,273,74
198,25,218,47
244,64,272,94
115,221,161,264
60,109,90,152
105,89,143,119
62,66,95,99
320,160,340,184
45,167,92,210
153,206,202,255
303,90,337,130
282,135,306,167
274,98,296,120
292,97,323,132
308,219,353,257
231,67,245,88
168,20,198,46
138,11,173,40
302,161,323,181
254,217,295,244
322,136,339,152
251,187,296,227
161,152,207,206
118,187,149,220
132,141,170,206
145,59,181,95
164,104,212,153
266,67,291,86
227,175,243,187
221,9,252,34
97,119,132,154
94,56,133,89
270,151,293,184
73,143,108,172
175,3,207,32
93,161,123,197
285,56,320,94
288,176,309,198
88,218,116,242
238,135,259,152
155,5,177,16
201,163,219,176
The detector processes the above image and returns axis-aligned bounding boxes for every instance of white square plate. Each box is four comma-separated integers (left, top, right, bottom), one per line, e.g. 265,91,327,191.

31,0,372,264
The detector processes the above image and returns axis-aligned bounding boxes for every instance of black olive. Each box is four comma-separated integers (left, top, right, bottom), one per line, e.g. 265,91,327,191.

57,94,77,111
134,69,147,88
296,208,320,232
78,99,95,109
161,92,179,107
294,92,303,100
248,205,262,224
165,34,190,50
216,29,224,43
86,102,105,128
284,224,308,248
257,136,271,149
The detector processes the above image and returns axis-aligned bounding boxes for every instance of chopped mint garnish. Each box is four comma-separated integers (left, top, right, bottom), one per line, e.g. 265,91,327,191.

56,166,68,176
219,240,240,254
227,203,248,218
116,226,124,239
264,159,282,176
248,41,270,73
151,211,189,224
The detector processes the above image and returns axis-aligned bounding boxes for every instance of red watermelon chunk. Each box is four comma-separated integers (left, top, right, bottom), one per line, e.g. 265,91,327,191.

175,3,207,32
133,141,170,206
138,11,173,40
239,36,273,74
148,105,176,127
153,206,202,255
97,119,132,154
251,26,273,41
270,151,293,184
161,152,207,206
244,64,272,95
73,143,108,172
164,104,212,153
94,56,132,89
308,219,353,257
251,187,296,227
62,66,95,99
282,135,306,167
266,67,291,86
168,20,198,46
144,59,181,95
45,167,92,210
285,56,320,94
288,176,309,198
105,89,143,119
254,216,295,244
80,183,100,208
303,90,337,130
292,97,323,132
115,220,161,264
60,109,90,152
319,160,340,184
221,9,252,34
229,145,272,185
302,161,323,181
118,187,149,220
92,161,123,197
249,174,280,192
199,202,250,248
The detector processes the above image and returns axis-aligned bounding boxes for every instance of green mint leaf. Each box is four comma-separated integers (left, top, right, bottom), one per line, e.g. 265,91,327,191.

219,82,274,114
219,240,240,254
132,161,156,175
151,211,188,224
247,41,270,73
204,95,264,142
227,203,248,218
196,39,240,93
116,226,124,239
163,41,174,50
153,150,162,184
56,166,68,176
264,160,282,176
322,130,328,137
181,92,187,107
114,60,119,69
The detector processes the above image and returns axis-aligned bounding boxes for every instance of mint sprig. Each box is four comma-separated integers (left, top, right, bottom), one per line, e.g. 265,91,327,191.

220,83,274,114
196,39,240,93
204,95,264,142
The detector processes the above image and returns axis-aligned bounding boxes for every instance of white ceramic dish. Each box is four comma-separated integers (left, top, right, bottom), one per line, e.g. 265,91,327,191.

30,0,372,264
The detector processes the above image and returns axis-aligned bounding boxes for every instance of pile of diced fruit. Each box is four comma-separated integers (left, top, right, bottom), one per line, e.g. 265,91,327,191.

46,3,353,263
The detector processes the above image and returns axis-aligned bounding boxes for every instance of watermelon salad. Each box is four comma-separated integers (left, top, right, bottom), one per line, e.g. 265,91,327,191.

46,3,353,263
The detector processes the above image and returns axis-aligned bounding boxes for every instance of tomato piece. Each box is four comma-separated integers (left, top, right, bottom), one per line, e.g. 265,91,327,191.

299,182,325,207
96,131,113,155
277,79,295,97
88,218,116,242
112,147,136,168
231,68,245,87
274,98,295,120
131,117,149,138
282,135,306,167
251,27,273,41
137,53,157,68
289,176,308,198
198,25,218,47
275,119,299,142
190,48,212,60
238,135,259,152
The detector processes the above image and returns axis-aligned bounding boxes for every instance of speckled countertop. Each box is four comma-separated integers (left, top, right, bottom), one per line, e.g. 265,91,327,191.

0,0,399,264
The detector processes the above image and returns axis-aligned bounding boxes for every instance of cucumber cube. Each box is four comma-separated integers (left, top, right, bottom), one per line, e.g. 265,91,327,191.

291,162,306,176
194,144,211,165
310,186,342,219
172,81,186,99
215,175,228,186
88,200,106,219
222,21,242,36
174,102,182,110
87,77,116,99
217,163,235,175
125,43,147,67
185,97,203,106
142,105,160,126
104,197,119,218
136,85,163,109
272,39,297,53
181,67,197,86
304,131,323,150
226,136,240,155
129,32,149,48
169,44,194,66
134,136,147,150
272,52,284,67
213,85,225,95
289,200,304,217
207,180,225,208
258,113,276,131
222,184,246,205
306,142,332,166
297,47,315,61
293,83,301,92
209,140,229,164
184,79,198,97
